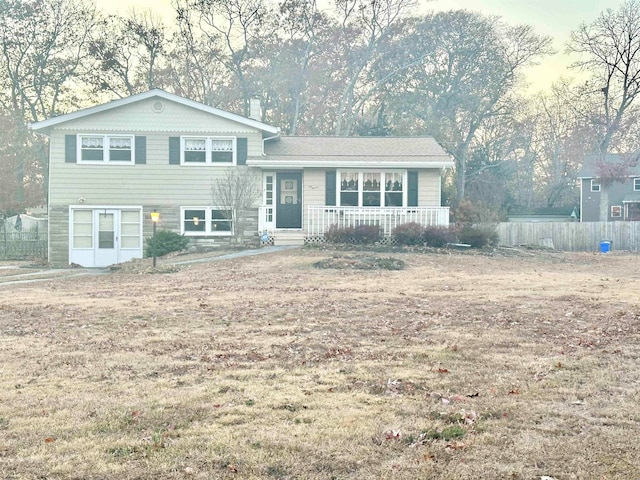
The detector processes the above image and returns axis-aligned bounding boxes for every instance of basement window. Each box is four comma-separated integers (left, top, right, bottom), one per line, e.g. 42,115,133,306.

181,207,233,236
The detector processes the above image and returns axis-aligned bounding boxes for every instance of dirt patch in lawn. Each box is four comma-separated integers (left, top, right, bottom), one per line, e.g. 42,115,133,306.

0,247,639,479
313,254,406,270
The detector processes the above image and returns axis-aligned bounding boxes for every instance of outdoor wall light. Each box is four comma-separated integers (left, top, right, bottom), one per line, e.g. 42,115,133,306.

150,210,160,267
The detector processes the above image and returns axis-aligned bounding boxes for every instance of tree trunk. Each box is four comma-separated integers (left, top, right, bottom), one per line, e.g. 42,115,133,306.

599,187,609,221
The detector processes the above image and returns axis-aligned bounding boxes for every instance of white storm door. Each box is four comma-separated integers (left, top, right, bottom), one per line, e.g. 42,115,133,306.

94,210,119,267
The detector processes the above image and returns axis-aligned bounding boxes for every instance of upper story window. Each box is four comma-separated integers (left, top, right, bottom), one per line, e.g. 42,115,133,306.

634,178,640,191
338,171,405,207
182,136,235,165
590,179,601,192
78,134,134,164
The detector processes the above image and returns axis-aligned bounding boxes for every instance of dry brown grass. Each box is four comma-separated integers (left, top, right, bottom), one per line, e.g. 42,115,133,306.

1,247,639,479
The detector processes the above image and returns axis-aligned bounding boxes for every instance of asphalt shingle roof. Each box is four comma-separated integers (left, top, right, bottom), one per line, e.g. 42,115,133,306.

261,136,452,166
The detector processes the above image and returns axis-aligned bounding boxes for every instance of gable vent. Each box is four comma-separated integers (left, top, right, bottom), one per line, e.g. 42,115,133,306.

151,100,164,113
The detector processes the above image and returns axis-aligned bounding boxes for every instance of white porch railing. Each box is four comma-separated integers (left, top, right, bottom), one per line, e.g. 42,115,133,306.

306,206,450,237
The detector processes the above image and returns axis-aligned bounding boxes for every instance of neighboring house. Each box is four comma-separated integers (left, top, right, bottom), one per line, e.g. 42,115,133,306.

2,214,48,232
577,154,640,222
31,89,453,267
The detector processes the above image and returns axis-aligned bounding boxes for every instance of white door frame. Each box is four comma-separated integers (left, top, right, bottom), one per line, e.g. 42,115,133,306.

94,209,119,267
69,206,143,267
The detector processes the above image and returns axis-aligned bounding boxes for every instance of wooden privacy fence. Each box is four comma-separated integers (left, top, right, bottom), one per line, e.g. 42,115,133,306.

497,221,640,252
0,229,48,260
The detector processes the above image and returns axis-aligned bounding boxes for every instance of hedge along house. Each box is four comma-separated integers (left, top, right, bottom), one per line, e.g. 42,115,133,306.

31,89,453,267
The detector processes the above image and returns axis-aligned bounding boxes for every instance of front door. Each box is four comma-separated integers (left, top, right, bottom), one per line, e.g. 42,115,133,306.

70,208,143,267
95,210,119,267
276,172,302,229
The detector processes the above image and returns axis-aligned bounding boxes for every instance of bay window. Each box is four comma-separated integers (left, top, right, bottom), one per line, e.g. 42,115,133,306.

338,171,405,207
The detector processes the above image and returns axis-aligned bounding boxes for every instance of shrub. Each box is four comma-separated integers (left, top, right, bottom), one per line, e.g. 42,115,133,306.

392,222,424,245
422,226,459,247
145,230,189,257
324,225,355,243
324,224,381,244
458,225,498,249
352,224,382,244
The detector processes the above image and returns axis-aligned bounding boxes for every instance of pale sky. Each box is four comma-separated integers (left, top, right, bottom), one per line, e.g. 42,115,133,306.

93,0,620,93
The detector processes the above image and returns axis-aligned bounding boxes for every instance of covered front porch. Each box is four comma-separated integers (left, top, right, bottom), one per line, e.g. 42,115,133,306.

258,205,450,244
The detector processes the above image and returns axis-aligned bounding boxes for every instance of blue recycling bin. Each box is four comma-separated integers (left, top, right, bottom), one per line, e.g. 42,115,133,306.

600,241,611,253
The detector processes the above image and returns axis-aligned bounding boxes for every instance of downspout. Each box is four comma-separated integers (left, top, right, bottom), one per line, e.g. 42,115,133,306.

262,132,280,156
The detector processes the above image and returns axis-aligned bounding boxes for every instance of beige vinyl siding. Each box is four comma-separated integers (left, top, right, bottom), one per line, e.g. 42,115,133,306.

52,129,263,163
47,103,266,264
417,169,441,206
302,169,326,206
49,131,264,206
56,98,262,141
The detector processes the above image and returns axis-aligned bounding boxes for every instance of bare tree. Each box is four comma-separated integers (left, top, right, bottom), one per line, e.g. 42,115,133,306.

169,0,228,105
87,10,168,97
0,112,43,217
523,82,596,207
0,0,99,121
386,11,553,204
268,0,326,133
568,0,640,219
331,0,416,135
175,0,273,116
0,0,96,209
210,169,261,244
569,0,640,154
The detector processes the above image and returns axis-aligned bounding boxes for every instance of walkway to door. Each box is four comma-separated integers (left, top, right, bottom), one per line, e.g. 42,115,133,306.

0,246,299,287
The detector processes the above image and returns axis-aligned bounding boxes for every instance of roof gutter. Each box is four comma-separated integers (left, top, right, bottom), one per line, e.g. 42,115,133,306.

247,159,455,169
262,133,281,156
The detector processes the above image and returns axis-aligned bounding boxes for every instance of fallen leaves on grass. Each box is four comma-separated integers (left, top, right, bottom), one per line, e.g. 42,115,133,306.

385,430,402,440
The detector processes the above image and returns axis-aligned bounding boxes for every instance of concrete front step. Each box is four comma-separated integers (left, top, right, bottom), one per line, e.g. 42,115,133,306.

273,232,306,246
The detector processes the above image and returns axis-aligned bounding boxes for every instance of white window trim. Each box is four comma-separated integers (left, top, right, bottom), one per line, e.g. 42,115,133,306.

634,177,640,191
590,179,601,192
611,205,622,218
336,170,407,207
263,172,275,225
180,136,237,166
68,206,143,251
77,134,135,164
180,206,234,236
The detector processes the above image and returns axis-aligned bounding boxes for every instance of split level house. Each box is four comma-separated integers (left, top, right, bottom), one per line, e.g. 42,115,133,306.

31,89,454,267
577,154,640,222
